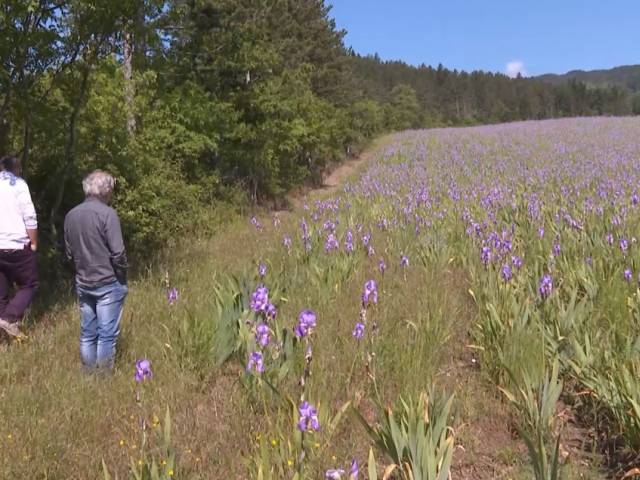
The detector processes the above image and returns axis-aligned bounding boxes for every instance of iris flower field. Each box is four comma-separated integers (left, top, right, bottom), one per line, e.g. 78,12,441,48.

2,117,640,479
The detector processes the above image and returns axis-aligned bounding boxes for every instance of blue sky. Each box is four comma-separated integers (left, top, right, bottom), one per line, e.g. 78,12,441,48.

327,1,639,76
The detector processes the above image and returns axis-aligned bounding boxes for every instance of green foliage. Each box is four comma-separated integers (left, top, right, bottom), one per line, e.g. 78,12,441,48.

386,84,422,131
355,391,455,480
500,360,564,480
250,396,351,479
102,407,177,480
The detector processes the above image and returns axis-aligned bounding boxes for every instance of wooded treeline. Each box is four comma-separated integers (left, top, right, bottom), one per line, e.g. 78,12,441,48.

1,0,636,260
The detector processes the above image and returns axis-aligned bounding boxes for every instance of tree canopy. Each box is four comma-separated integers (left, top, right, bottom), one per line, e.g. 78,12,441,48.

1,0,635,264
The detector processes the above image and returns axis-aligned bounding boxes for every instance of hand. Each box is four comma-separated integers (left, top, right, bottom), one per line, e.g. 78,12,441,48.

30,243,37,252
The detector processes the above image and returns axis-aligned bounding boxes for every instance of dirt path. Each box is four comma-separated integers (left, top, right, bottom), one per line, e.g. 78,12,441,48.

321,148,375,191
285,137,389,208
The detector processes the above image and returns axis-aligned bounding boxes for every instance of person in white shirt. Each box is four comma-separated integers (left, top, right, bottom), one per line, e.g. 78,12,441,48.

0,155,38,338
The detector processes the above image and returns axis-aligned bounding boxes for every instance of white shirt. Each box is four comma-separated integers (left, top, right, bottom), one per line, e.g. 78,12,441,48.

0,171,37,250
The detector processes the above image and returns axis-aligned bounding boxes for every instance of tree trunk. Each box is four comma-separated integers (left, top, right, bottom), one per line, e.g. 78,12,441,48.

49,65,91,243
0,87,12,155
123,30,136,135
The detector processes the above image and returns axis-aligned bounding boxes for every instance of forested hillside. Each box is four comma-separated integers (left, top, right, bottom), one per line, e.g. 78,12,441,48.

538,64,640,91
1,1,637,264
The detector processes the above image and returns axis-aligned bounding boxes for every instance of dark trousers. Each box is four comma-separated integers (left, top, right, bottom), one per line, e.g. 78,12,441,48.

0,247,38,322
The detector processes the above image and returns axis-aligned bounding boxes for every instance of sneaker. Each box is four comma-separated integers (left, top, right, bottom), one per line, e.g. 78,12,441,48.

0,318,25,338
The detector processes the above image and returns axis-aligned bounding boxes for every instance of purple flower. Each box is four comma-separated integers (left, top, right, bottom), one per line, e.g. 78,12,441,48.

295,310,317,338
586,256,593,266
256,323,270,347
345,230,354,253
251,216,262,231
378,258,386,275
297,401,320,432
258,263,267,278
501,264,512,282
250,286,269,313
481,246,492,266
266,303,277,320
620,238,629,253
362,233,371,246
367,245,375,257
283,235,292,250
552,243,561,257
325,233,339,252
349,459,359,479
352,322,365,339
624,268,633,282
511,255,523,269
400,254,409,267
362,280,378,306
134,359,153,382
539,274,553,299
606,233,614,246
167,287,178,306
247,351,264,373
326,469,346,479
538,227,545,238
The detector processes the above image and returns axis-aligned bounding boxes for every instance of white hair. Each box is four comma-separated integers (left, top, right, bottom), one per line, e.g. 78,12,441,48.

82,170,115,200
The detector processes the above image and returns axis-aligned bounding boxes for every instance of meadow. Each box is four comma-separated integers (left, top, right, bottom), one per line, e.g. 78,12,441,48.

2,117,640,479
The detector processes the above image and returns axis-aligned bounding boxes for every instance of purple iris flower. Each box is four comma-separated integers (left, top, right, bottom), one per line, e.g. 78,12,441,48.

167,287,178,306
256,323,270,347
624,268,633,282
250,286,269,313
362,233,371,246
295,310,317,338
266,303,277,320
325,469,346,479
481,246,492,266
620,238,629,253
352,322,365,339
539,274,553,299
501,264,512,282
134,359,153,382
297,401,320,432
345,230,354,253
400,254,409,267
258,263,267,278
511,255,523,269
606,233,614,246
349,459,359,479
247,351,265,373
362,280,378,306
367,245,375,257
325,233,339,252
378,258,386,275
552,243,561,257
538,227,545,238
251,216,262,231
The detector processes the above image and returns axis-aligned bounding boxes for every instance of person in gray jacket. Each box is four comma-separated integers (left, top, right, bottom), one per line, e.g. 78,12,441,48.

64,170,128,370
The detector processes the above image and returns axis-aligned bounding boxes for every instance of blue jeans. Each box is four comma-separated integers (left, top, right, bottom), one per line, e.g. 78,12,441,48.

77,280,128,370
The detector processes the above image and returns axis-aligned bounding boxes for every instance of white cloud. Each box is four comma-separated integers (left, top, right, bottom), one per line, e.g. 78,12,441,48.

505,60,527,78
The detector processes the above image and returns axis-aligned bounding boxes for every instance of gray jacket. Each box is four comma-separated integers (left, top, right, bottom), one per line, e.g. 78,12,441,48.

64,198,128,286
